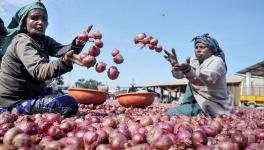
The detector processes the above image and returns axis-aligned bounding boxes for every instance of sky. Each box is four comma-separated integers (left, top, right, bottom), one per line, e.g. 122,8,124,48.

1,0,264,89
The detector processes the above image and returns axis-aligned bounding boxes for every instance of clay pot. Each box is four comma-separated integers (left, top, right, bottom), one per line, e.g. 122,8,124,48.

68,88,108,105
116,92,156,108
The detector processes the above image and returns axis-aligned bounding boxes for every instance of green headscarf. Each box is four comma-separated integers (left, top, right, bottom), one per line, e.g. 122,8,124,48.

0,1,47,55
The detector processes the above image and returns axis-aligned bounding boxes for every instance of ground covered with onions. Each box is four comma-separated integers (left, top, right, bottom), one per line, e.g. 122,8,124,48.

0,100,264,150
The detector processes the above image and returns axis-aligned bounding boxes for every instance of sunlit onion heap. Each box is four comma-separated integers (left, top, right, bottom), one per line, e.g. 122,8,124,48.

0,103,264,149
134,32,163,53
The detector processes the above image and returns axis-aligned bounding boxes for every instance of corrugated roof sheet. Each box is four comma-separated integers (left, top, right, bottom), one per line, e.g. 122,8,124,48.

143,74,244,87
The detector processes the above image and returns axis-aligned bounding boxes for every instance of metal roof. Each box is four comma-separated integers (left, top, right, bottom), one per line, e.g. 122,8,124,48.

143,74,244,87
237,60,264,77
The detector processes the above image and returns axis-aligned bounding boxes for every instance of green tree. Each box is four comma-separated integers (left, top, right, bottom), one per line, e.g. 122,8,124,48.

75,78,103,89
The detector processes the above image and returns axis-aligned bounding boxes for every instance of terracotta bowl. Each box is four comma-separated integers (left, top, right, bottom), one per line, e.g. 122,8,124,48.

116,92,156,108
68,88,108,105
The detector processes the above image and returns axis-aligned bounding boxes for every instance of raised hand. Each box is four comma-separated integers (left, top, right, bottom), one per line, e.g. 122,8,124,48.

76,25,94,45
176,57,191,73
164,48,178,66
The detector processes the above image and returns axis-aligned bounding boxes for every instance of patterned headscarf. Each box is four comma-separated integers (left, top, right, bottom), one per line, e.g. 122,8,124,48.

0,1,47,55
192,33,227,70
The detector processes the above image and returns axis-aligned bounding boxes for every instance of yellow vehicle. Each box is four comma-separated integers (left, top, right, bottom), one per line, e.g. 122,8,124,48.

240,86,264,107
240,96,264,107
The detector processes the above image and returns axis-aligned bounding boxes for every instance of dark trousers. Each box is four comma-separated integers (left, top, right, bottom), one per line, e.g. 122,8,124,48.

0,94,78,117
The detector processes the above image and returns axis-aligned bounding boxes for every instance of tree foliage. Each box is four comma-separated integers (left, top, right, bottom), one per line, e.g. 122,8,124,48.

75,78,103,89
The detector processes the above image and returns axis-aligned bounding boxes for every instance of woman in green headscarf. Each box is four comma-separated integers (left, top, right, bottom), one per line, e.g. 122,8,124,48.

0,1,88,116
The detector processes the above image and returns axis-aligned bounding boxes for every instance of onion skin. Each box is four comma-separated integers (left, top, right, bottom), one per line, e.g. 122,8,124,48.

192,130,208,148
96,144,112,150
107,66,120,80
88,46,101,57
0,145,16,150
3,127,23,145
131,133,146,144
95,62,107,73
113,54,124,64
112,48,120,57
154,45,163,52
93,31,102,39
152,134,173,150
109,133,128,150
12,133,31,149
94,39,104,48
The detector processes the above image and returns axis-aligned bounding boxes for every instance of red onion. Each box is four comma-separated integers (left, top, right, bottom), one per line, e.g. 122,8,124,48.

203,126,217,137
191,130,207,147
59,121,73,133
76,32,89,44
96,129,109,143
131,133,146,144
148,44,155,50
93,31,102,39
82,55,96,68
255,130,264,140
79,53,88,62
102,117,117,128
95,61,107,73
150,38,158,45
0,145,16,150
134,33,146,44
155,45,163,52
88,45,100,57
109,133,128,150
158,122,174,133
210,120,223,133
152,134,173,150
118,127,131,139
107,66,120,80
95,144,112,150
12,133,31,149
112,48,120,57
113,54,124,64
214,133,230,142
146,127,163,144
0,112,17,125
83,131,101,150
140,117,153,127
45,113,62,123
231,133,248,149
47,126,65,140
94,39,104,48
217,141,239,150
3,127,23,145
176,130,192,147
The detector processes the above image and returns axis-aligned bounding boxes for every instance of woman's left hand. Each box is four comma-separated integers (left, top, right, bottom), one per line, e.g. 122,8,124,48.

173,57,191,73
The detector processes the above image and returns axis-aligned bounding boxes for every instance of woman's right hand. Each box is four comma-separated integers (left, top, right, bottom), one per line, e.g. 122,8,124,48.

63,50,83,66
164,48,179,67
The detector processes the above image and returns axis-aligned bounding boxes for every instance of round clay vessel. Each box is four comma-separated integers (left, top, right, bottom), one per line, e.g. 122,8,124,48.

68,88,108,105
116,92,156,107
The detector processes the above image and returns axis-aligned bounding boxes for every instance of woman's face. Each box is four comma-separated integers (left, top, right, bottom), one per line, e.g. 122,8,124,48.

25,9,48,38
194,42,213,63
